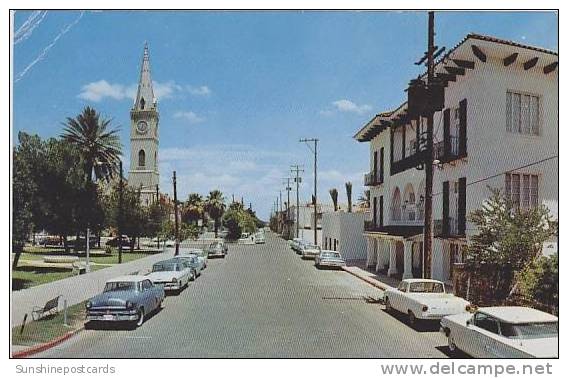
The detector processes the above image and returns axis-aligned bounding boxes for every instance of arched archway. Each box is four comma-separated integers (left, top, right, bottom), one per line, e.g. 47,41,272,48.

138,149,146,167
391,187,401,221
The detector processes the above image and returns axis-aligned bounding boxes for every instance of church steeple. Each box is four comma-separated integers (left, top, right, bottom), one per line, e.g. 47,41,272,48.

134,42,155,111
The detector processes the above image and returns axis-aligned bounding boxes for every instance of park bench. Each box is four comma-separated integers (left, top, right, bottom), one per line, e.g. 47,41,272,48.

72,261,87,275
31,295,61,321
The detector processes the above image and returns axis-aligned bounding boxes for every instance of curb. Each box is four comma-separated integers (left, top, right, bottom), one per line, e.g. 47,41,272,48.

342,266,393,291
12,326,84,358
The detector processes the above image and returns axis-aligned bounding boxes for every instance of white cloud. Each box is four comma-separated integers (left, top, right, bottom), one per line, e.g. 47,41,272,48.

173,111,205,124
332,99,372,114
186,85,211,96
77,80,133,102
78,80,211,102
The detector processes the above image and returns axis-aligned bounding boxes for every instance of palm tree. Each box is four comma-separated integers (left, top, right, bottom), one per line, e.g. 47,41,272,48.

61,106,122,184
329,188,338,212
205,190,226,237
182,193,204,226
345,182,353,213
61,106,122,253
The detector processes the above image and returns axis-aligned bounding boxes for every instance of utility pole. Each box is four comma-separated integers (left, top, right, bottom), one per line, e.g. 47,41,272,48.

173,171,179,256
118,161,123,264
290,165,304,239
423,11,435,278
300,138,319,245
283,177,292,239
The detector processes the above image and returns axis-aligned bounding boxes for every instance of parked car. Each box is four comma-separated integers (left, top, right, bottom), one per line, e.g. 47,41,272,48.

37,235,62,246
106,235,131,247
168,256,197,281
174,254,203,277
164,240,175,247
179,248,208,269
440,306,558,358
206,241,228,258
384,279,470,326
289,238,302,251
291,239,306,254
85,275,164,328
314,250,346,269
145,259,193,292
300,243,321,259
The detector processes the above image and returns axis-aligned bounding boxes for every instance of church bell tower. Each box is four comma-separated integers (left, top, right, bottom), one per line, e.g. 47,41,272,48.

129,42,160,205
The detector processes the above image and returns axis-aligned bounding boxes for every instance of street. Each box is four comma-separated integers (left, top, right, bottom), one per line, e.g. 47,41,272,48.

36,232,449,358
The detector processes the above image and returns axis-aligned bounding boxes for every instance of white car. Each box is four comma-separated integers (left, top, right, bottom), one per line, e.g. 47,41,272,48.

440,306,558,358
145,259,193,292
290,238,305,253
384,279,470,326
254,232,266,244
300,243,321,259
179,248,207,270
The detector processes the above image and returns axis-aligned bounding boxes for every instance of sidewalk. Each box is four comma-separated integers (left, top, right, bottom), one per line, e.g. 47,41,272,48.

11,249,175,327
341,259,401,291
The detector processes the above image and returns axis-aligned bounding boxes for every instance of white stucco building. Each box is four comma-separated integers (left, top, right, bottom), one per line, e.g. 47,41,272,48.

321,211,367,261
354,34,558,284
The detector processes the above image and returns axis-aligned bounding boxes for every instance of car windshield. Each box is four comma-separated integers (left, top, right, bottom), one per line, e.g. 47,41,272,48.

408,282,445,293
104,281,136,292
322,252,341,259
500,322,558,339
152,263,178,272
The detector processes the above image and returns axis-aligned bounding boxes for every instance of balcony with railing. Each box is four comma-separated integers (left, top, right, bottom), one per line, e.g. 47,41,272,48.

433,216,461,238
433,135,463,163
364,170,383,186
389,203,424,226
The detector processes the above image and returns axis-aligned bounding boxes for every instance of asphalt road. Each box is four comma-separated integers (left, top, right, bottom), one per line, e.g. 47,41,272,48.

36,232,450,358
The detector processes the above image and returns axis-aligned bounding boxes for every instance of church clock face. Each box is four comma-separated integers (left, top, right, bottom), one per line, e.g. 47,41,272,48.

136,120,148,134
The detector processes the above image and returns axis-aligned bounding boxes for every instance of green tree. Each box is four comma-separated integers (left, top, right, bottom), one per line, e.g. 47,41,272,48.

464,188,557,301
182,193,204,226
104,183,146,253
205,190,226,237
145,201,168,247
519,253,558,312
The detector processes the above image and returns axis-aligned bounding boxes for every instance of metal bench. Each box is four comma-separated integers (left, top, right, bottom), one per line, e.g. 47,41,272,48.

31,295,61,321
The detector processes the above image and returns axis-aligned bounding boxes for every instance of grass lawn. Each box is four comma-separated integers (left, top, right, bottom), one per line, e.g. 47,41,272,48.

12,301,86,347
12,265,107,291
13,248,160,291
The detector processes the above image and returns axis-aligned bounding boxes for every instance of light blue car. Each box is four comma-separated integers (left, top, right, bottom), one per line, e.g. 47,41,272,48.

86,275,165,328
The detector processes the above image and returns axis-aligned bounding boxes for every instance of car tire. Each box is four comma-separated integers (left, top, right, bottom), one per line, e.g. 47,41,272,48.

447,334,458,354
408,311,417,327
384,297,392,312
136,308,145,328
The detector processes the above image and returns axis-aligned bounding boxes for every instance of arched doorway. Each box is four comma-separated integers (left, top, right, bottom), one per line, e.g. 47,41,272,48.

391,187,401,221
403,183,416,221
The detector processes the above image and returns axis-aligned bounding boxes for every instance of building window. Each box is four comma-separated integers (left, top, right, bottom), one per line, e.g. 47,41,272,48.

140,97,145,110
505,173,539,209
138,149,146,167
506,91,540,135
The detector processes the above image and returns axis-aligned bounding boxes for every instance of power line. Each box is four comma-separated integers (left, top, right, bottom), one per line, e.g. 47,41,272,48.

432,155,558,197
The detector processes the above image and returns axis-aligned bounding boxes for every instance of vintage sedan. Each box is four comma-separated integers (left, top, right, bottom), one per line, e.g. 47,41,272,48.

300,243,321,259
314,250,346,269
85,276,164,328
145,259,193,291
179,248,208,269
440,306,558,358
206,241,228,258
254,232,266,244
289,238,304,252
384,279,470,326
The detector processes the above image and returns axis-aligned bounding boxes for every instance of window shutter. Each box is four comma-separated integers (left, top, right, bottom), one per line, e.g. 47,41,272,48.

459,99,467,156
379,196,384,228
390,127,394,169
443,108,451,159
379,147,384,183
442,181,449,235
458,178,467,235
401,125,406,159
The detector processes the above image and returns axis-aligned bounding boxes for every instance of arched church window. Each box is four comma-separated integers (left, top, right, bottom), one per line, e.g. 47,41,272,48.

138,149,146,167
140,97,145,110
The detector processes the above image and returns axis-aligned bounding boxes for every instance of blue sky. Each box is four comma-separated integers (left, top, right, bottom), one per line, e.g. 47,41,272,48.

13,10,558,220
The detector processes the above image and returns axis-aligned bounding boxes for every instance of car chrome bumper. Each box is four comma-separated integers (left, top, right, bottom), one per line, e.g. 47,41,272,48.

319,261,346,267
87,310,138,322
155,282,182,290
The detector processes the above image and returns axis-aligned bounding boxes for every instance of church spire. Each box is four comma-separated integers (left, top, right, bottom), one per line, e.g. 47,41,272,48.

134,42,155,111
